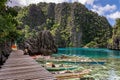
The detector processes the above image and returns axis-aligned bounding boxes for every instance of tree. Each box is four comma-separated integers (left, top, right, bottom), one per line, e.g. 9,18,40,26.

0,0,20,44
108,18,120,49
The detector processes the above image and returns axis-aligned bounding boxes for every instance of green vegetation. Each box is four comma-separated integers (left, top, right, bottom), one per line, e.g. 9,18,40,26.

0,0,23,65
14,2,112,48
0,0,22,44
85,41,98,48
108,18,120,49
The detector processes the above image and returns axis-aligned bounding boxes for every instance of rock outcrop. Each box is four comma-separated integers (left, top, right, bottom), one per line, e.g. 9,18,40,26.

108,36,120,50
0,43,11,67
16,2,112,48
24,30,57,56
108,19,120,50
112,37,120,49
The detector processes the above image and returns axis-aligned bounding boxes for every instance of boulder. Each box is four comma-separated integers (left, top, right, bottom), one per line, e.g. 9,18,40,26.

24,30,57,56
0,42,11,67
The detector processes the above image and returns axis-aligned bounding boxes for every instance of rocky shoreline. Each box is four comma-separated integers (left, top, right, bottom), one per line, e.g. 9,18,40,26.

0,43,11,68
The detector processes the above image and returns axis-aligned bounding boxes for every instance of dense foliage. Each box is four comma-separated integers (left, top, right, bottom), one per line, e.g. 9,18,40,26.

0,0,22,44
15,2,112,48
0,0,22,66
108,18,120,49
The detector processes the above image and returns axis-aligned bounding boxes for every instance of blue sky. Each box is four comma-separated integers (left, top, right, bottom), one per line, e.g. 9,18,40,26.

86,0,120,26
7,0,120,26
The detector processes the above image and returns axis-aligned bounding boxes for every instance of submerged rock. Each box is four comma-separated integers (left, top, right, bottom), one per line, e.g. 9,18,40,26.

80,77,95,80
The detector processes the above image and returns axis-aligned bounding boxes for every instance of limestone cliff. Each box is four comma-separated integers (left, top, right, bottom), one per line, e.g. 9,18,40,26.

16,2,112,48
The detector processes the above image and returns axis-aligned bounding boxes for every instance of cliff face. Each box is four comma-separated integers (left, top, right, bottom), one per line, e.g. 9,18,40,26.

23,30,57,55
16,2,112,48
0,43,11,67
108,19,120,50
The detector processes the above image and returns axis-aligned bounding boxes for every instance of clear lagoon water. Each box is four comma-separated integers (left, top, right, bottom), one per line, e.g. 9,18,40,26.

52,48,120,79
55,48,120,58
37,48,120,79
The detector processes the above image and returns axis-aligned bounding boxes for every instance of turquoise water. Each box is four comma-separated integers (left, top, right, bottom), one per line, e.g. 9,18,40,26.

54,48,120,58
37,48,120,79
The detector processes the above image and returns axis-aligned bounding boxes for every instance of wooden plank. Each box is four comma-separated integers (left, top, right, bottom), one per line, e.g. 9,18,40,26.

0,71,54,80
0,50,56,80
3,62,37,68
1,65,42,71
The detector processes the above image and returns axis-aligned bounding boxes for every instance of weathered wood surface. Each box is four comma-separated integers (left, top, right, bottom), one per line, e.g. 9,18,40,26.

0,50,56,80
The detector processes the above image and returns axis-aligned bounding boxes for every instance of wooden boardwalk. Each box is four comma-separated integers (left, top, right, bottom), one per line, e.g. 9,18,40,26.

0,50,56,80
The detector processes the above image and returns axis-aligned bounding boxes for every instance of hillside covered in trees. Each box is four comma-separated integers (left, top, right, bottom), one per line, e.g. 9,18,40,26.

0,1,115,66
15,2,112,48
108,18,120,50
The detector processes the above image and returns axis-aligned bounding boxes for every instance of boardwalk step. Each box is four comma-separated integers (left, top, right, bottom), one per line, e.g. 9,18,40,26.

0,50,56,80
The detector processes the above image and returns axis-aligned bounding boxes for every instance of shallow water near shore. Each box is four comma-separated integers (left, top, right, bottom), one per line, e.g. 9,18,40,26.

37,48,120,79
56,48,120,58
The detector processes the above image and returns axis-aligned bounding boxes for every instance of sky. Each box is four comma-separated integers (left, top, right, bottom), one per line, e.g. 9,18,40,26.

7,0,120,26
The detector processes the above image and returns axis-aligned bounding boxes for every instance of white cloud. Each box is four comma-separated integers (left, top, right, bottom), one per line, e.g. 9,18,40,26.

85,0,94,5
91,4,117,15
7,0,95,7
68,0,95,5
107,11,120,19
7,0,26,7
74,0,89,4
7,0,71,7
